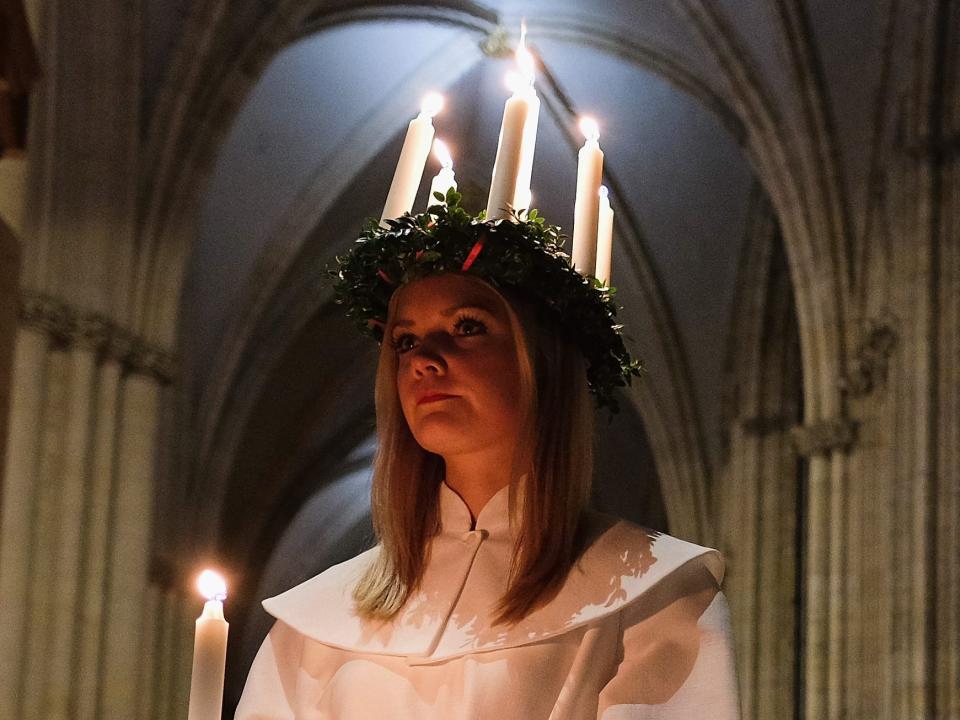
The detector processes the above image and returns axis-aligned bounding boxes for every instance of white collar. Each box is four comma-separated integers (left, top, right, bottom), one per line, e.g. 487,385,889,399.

437,480,515,539
262,491,723,662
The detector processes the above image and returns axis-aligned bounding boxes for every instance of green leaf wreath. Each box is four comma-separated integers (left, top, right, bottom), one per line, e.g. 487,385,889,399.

327,189,643,413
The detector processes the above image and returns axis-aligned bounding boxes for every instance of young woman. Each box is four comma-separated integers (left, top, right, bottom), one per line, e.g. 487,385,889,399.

235,265,741,719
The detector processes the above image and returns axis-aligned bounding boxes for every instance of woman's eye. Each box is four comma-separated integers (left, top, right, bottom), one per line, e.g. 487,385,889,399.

391,334,417,353
455,316,486,336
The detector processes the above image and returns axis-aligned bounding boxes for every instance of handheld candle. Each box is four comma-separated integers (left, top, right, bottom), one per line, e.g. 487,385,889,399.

187,570,229,720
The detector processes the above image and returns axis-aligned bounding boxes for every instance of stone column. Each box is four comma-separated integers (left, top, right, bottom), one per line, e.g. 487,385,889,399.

74,357,122,719
0,292,175,719
99,370,161,716
21,343,68,718
0,325,48,719
0,224,19,482
45,325,104,718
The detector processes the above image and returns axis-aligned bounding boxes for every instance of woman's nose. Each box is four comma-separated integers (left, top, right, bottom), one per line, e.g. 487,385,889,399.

409,336,448,376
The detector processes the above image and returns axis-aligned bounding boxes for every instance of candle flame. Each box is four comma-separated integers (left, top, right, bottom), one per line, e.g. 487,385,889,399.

420,92,444,119
197,569,227,601
579,116,600,142
516,21,535,84
433,139,453,169
505,70,525,94
599,185,610,200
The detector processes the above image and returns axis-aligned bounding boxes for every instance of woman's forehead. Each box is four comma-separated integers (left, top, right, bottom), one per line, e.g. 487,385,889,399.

391,274,507,321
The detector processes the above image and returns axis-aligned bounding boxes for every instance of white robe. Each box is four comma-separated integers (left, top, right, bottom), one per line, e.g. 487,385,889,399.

236,482,741,719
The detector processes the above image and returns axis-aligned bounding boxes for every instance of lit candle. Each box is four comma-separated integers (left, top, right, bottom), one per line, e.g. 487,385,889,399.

381,93,444,225
187,570,229,720
486,71,530,220
596,186,614,286
571,117,604,276
427,139,457,208
512,22,540,213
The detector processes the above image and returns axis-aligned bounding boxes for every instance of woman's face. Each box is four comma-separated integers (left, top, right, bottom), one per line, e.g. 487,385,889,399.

389,274,523,458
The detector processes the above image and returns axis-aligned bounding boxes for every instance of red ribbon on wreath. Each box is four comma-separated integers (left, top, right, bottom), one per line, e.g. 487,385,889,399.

461,234,487,271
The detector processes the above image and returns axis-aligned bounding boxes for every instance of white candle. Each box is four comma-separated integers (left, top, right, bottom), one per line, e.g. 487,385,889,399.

512,22,540,213
427,139,457,208
187,570,229,720
571,117,604,276
486,72,530,220
381,93,443,225
596,186,614,286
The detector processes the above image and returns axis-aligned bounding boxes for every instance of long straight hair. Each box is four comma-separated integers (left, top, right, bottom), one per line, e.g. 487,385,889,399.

352,275,594,625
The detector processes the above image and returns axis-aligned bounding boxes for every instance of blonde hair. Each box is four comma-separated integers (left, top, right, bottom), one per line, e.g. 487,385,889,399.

352,274,594,625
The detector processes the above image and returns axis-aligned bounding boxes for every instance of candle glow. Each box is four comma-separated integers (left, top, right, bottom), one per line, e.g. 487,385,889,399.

419,92,444,119
197,569,227,601
580,116,600,143
517,21,535,84
433,138,453,168
428,138,458,208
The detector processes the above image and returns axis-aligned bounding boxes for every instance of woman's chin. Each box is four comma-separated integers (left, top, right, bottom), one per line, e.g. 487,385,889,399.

411,414,476,455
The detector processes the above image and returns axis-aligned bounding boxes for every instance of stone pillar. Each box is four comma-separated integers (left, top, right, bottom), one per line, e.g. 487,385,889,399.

74,357,122,719
0,292,174,720
718,211,803,720
0,325,48,718
45,335,102,718
99,371,161,716
0,223,19,479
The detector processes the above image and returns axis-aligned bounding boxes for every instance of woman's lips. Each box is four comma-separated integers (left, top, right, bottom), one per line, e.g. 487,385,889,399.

417,393,458,405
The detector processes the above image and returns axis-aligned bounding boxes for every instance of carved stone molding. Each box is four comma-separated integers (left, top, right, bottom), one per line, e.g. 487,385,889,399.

126,338,176,384
70,314,113,351
18,292,73,340
16,291,177,383
839,315,899,398
789,417,858,456
479,25,511,58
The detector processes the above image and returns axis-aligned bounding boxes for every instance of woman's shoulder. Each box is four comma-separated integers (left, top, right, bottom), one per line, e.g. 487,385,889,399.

259,546,379,640
571,509,726,609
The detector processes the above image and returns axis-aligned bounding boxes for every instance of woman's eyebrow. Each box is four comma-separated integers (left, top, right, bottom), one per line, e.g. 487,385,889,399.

391,302,497,329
